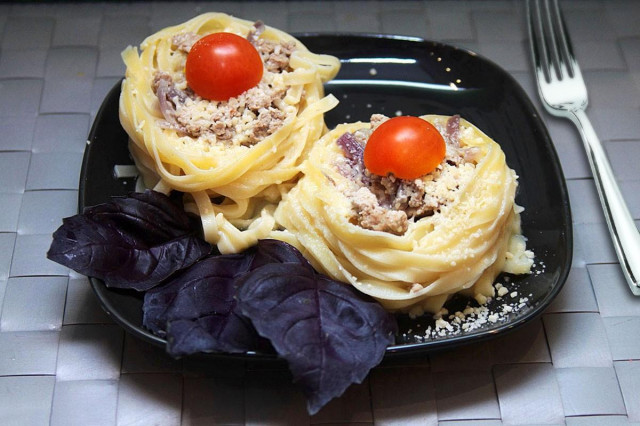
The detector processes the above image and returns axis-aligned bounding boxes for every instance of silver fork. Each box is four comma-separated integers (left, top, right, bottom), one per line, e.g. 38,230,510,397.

527,0,640,296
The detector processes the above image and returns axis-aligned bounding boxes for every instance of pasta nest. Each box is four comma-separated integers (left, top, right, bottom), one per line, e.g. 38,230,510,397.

119,13,340,253
274,115,533,315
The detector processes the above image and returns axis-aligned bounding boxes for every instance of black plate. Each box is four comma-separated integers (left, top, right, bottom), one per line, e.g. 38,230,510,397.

80,34,572,359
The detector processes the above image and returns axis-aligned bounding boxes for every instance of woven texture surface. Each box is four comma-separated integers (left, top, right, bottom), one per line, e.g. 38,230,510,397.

1,1,639,424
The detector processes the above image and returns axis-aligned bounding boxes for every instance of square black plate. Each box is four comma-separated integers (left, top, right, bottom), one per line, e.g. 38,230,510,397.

80,34,572,359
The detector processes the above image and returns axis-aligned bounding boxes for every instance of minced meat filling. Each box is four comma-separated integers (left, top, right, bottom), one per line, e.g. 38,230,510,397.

336,114,482,235
151,25,296,146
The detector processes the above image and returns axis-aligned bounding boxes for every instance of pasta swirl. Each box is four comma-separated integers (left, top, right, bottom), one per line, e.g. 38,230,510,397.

119,13,340,253
273,115,533,315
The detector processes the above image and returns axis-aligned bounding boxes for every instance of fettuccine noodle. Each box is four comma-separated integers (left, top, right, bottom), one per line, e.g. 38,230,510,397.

120,13,533,315
119,13,340,253
273,115,533,315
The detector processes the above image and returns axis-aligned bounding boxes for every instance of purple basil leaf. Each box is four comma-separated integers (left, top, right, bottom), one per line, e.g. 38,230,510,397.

166,314,271,357
250,239,312,270
166,318,258,356
143,239,313,356
47,190,211,291
236,263,398,415
84,190,195,245
143,254,264,356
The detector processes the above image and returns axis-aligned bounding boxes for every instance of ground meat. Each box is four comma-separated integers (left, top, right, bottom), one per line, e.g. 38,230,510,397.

179,80,287,144
246,21,296,73
246,84,286,110
351,188,408,235
252,107,287,140
171,32,201,53
336,114,480,235
253,38,296,73
152,71,191,131
210,111,234,141
153,27,295,145
370,113,389,130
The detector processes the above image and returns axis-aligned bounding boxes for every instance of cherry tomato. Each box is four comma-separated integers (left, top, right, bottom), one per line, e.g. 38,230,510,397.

185,32,263,101
363,116,446,180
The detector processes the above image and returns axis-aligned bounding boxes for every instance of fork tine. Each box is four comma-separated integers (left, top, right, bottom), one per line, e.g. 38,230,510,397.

529,0,575,82
527,0,551,82
548,0,576,77
540,0,564,80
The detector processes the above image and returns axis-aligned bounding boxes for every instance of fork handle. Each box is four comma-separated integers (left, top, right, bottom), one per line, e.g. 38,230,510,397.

570,109,640,295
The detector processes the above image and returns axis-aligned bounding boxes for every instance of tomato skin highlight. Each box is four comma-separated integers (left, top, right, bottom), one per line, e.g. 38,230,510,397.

185,32,264,101
363,116,446,180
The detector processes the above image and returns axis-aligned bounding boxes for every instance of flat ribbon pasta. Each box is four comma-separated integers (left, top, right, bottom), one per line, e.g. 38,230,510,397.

119,13,340,253
273,115,533,315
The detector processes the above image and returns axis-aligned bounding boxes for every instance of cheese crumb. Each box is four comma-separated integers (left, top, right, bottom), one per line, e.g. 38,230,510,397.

403,279,531,343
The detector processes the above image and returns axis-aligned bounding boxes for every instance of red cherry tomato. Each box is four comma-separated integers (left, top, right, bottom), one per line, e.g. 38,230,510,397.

185,32,264,101
363,116,446,180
